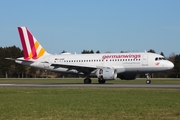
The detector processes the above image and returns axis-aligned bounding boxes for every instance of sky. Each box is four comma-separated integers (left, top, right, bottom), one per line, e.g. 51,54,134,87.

0,0,180,57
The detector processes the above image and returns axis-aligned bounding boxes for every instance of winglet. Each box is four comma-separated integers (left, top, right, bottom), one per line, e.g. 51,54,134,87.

18,27,49,60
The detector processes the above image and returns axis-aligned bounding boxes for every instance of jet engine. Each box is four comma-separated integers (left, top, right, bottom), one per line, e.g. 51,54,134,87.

96,68,117,80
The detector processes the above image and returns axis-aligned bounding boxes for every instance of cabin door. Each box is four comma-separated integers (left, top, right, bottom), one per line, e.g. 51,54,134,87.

142,54,148,66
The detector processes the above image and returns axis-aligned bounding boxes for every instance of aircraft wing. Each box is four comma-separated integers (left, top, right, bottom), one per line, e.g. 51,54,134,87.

50,62,125,74
50,63,98,73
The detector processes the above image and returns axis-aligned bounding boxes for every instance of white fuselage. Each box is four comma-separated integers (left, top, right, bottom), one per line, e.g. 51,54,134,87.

15,52,174,75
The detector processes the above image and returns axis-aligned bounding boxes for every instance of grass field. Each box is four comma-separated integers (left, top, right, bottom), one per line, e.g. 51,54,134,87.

0,78,180,120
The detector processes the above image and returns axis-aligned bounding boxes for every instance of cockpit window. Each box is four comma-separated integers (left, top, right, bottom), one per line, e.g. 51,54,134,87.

162,57,166,60
155,57,166,61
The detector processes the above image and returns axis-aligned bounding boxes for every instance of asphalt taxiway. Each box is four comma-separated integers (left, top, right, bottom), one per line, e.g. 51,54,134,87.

0,83,180,88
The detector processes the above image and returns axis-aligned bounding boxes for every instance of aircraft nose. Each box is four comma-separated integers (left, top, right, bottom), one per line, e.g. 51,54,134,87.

167,61,174,70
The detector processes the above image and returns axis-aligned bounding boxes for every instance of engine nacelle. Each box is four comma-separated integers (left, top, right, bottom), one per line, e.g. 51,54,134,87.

96,68,117,80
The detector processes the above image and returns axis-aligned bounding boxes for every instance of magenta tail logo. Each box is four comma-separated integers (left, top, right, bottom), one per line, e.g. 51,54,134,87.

18,27,46,60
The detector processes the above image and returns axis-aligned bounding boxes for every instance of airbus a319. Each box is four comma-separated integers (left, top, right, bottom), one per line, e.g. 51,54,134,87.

6,27,174,84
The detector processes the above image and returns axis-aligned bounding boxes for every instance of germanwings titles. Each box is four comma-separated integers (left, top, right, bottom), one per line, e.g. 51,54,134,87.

102,54,141,60
6,27,174,84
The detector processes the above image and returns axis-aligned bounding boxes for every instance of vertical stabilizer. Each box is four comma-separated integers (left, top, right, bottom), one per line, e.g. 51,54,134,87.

18,27,49,60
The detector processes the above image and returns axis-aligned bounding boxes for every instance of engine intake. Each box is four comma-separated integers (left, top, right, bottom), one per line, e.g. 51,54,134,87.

96,68,117,80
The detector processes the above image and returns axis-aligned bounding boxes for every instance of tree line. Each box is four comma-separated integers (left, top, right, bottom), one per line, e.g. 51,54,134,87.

0,46,180,78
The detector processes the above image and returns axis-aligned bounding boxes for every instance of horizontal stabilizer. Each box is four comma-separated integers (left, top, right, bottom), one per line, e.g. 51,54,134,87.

5,58,16,61
5,57,35,62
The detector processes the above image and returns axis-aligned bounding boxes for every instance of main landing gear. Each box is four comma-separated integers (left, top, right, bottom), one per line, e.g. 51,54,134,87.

145,73,151,84
98,76,106,84
84,77,92,84
83,77,106,84
98,79,106,84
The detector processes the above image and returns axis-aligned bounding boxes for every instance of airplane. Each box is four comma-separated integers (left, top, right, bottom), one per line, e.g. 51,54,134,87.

6,27,174,84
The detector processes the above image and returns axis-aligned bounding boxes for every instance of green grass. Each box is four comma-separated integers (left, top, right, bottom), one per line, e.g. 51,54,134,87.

0,88,180,120
0,78,180,120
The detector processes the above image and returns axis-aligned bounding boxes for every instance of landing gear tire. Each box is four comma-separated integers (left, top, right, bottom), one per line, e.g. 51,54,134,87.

98,79,106,84
145,73,151,84
146,80,151,84
84,78,92,84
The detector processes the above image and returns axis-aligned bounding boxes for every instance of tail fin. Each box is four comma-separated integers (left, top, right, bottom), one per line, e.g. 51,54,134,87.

18,27,49,60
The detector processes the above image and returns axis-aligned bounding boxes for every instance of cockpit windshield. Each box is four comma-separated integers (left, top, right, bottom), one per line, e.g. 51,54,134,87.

155,57,166,61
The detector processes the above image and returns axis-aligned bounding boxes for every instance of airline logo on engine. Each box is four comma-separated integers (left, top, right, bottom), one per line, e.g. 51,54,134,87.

102,54,141,60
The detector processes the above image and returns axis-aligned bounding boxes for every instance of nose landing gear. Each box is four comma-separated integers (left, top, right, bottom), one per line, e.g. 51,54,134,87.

145,73,151,84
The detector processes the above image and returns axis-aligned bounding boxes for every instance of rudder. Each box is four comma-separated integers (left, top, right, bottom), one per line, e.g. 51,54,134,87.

18,27,49,60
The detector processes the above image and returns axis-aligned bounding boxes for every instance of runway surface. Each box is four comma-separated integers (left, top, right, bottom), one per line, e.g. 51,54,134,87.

0,83,180,88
